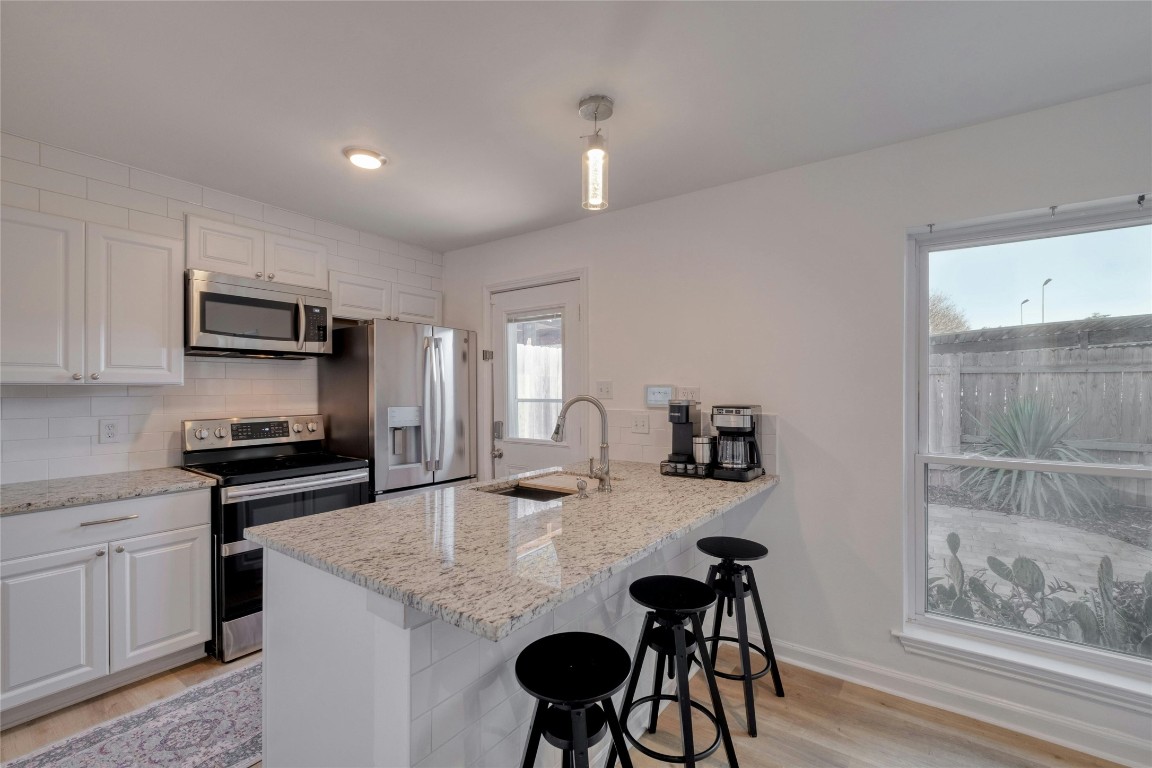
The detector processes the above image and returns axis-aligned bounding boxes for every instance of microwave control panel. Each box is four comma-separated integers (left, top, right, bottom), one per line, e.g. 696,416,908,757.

304,305,328,342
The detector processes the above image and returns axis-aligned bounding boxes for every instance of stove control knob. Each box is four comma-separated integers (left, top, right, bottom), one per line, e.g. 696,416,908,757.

306,421,318,432
194,428,209,440
214,427,227,439
293,423,304,433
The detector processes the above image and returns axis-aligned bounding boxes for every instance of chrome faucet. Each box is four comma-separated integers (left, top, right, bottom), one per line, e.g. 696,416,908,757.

551,395,612,492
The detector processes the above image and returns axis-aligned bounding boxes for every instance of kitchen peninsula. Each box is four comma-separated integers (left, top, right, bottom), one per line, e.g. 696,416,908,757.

246,461,778,768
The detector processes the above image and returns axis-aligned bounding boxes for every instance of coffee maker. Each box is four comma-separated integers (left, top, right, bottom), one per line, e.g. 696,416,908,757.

712,405,765,481
660,400,712,477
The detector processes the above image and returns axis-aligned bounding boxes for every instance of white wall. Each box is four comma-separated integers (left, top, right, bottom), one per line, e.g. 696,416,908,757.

443,85,1152,762
0,133,443,483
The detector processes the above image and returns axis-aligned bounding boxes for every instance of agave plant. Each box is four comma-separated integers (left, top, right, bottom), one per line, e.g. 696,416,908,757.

958,397,1110,520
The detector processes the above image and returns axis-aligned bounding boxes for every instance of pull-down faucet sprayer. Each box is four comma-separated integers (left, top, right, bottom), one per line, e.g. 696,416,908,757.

551,395,611,492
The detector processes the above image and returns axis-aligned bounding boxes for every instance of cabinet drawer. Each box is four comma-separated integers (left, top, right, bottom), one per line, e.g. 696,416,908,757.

1,491,210,561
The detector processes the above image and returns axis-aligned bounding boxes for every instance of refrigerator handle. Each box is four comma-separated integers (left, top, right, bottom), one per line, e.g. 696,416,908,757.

422,336,435,471
435,338,446,471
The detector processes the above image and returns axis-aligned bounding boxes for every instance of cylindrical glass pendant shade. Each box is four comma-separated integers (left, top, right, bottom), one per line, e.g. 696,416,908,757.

581,132,608,210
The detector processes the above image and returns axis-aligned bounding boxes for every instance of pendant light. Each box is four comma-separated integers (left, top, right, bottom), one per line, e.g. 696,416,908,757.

579,95,613,211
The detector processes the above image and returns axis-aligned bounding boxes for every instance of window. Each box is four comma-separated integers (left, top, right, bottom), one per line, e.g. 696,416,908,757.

905,199,1152,699
505,311,564,440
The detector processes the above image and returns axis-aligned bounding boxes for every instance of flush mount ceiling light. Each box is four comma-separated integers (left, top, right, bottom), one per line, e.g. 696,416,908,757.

343,147,386,170
579,95,613,211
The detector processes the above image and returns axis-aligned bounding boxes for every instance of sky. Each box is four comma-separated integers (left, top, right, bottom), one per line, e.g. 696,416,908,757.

929,224,1152,329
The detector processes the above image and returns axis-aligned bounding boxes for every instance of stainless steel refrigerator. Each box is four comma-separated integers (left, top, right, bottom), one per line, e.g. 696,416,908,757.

318,320,476,496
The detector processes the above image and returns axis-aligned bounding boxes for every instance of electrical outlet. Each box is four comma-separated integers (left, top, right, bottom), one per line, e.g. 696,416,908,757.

98,418,127,445
631,412,650,434
595,380,614,399
677,386,701,402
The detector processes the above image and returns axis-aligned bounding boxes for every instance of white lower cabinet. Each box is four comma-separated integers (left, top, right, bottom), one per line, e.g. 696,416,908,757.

0,544,110,708
0,491,211,712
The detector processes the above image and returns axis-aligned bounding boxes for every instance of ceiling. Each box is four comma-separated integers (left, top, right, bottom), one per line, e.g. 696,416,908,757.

2,2,1149,253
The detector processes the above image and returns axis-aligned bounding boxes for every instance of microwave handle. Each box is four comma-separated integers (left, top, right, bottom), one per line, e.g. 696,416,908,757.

296,298,306,351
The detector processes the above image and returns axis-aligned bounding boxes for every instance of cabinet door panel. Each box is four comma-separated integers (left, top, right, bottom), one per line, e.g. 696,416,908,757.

393,284,442,325
186,215,264,278
109,525,209,673
1,545,109,709
86,225,183,384
265,233,329,289
330,270,392,320
0,207,85,383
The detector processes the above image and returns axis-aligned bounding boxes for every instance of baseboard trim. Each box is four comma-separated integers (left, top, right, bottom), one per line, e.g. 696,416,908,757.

769,636,1150,768
0,646,208,730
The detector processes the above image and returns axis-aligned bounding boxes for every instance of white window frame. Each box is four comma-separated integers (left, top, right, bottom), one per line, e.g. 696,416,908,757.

900,197,1152,714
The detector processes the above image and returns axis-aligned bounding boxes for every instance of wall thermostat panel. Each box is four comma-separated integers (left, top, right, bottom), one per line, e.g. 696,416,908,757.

645,385,675,408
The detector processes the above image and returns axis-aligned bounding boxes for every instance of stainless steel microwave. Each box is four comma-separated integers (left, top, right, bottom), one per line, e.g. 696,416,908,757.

186,270,333,359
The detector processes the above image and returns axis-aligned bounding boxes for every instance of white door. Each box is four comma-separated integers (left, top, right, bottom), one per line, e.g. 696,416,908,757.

329,271,393,320
0,544,109,709
264,233,329,289
185,215,265,280
393,283,443,324
0,207,86,384
85,224,184,384
491,280,585,476
109,525,210,673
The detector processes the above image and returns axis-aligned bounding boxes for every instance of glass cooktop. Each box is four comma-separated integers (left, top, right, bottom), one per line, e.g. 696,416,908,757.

186,453,368,487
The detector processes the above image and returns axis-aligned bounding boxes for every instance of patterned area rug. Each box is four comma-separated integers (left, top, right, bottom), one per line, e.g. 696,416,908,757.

3,662,261,768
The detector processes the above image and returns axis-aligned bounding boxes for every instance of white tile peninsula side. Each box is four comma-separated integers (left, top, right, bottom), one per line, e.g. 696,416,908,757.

250,461,778,767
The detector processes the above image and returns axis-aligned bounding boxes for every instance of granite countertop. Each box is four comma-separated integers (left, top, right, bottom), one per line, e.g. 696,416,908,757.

0,467,216,516
246,461,778,641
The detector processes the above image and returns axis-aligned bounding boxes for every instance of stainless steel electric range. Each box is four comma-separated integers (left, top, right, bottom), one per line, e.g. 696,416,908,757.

181,413,369,661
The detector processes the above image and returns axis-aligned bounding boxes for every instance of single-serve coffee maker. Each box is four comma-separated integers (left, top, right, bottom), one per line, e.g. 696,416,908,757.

660,400,713,477
712,405,765,481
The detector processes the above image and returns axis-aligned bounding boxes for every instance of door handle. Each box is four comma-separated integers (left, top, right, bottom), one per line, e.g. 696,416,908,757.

296,297,307,351
422,336,434,471
79,514,139,527
435,338,446,471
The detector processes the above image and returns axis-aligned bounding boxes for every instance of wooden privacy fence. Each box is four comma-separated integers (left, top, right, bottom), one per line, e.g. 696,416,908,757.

927,315,1152,507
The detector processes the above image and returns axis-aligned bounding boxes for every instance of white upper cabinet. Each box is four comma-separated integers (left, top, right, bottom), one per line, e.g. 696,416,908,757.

264,233,329,290
0,208,86,383
393,283,443,325
187,215,329,290
85,225,184,384
0,208,183,385
329,270,393,321
185,216,264,279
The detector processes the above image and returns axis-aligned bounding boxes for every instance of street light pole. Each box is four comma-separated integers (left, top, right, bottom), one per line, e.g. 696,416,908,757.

1020,298,1030,325
1042,278,1052,323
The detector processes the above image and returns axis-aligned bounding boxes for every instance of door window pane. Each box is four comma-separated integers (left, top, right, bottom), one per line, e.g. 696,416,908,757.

506,311,563,440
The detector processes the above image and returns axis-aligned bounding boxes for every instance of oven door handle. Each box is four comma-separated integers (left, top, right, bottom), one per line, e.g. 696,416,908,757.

296,297,307,351
221,539,263,557
220,470,369,504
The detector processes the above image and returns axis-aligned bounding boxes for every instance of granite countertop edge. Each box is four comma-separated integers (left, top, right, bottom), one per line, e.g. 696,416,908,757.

0,467,217,517
249,469,779,642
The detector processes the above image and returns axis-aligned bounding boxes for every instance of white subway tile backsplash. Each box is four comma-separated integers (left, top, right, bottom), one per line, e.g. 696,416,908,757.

41,147,129,186
394,271,432,289
432,252,443,266
337,241,382,264
0,460,48,484
263,205,314,233
360,231,399,254
410,641,480,716
414,262,443,279
128,449,182,471
358,262,399,282
234,215,289,235
400,243,435,263
50,454,129,478
1,133,39,164
380,252,417,273
2,181,39,210
327,254,359,274
288,230,339,254
87,179,168,216
47,417,99,438
194,378,253,396
91,396,162,416
129,413,183,434
202,188,264,220
429,278,443,292
184,361,227,379
1,419,49,441
167,199,232,223
130,169,202,205
128,210,184,239
1,157,86,197
43,385,127,398
410,711,433,765
315,219,360,244
40,191,130,227
2,436,94,462
1,398,91,419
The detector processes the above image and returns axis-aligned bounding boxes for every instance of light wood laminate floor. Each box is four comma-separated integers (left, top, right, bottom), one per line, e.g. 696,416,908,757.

0,648,1123,767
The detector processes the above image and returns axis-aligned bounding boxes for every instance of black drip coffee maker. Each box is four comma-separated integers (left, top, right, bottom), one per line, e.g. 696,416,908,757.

712,405,765,481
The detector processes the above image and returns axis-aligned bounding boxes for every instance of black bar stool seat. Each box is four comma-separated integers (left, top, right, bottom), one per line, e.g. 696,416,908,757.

698,535,785,739
516,632,633,768
607,575,740,768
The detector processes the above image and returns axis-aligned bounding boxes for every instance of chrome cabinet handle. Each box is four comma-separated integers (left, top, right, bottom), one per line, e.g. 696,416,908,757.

115,546,125,553
256,271,263,278
72,373,83,380
90,373,100,380
79,514,139,527
96,549,106,557
267,273,275,280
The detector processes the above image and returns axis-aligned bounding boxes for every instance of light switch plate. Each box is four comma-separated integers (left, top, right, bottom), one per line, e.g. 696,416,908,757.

595,380,614,399
631,412,650,434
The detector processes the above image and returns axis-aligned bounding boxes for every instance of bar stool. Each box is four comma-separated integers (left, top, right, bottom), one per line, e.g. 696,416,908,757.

697,535,785,737
515,631,633,768
607,575,739,768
